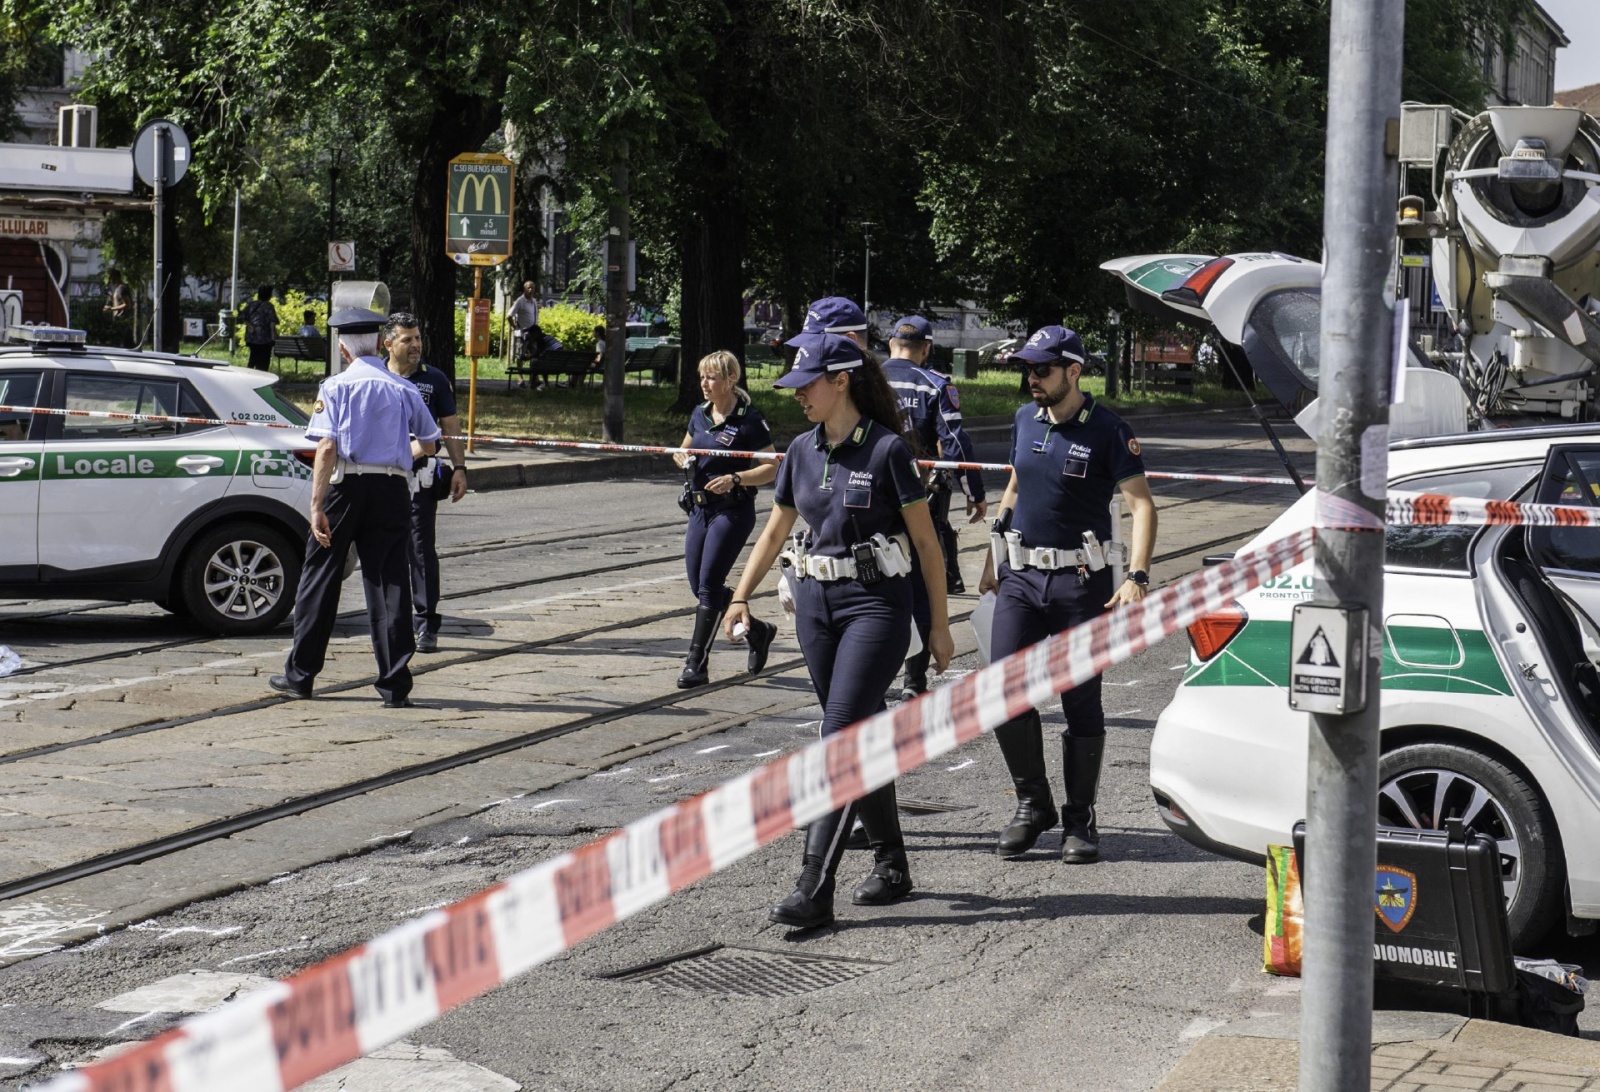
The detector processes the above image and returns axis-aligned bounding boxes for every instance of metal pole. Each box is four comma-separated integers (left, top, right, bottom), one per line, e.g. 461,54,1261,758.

469,268,481,454
603,153,629,443
861,221,874,321
228,187,240,354
152,124,166,354
1299,0,1402,1085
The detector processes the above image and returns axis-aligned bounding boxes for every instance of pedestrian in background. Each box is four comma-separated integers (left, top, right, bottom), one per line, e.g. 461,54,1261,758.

507,281,541,363
978,326,1157,864
103,269,133,348
298,310,320,338
726,332,953,931
880,314,987,700
238,286,278,372
270,308,440,708
383,312,468,653
671,350,778,688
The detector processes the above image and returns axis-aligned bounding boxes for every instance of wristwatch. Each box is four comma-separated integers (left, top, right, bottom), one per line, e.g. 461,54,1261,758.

1127,570,1149,587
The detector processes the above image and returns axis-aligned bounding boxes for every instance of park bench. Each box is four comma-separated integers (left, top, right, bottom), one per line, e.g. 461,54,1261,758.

271,335,328,369
625,344,678,384
506,349,596,390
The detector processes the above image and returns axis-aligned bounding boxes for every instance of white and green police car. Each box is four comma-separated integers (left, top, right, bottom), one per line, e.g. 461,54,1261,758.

0,328,315,635
1153,423,1600,949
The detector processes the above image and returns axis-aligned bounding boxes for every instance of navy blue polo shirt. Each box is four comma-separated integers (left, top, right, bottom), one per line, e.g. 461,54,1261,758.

881,358,985,501
774,418,927,555
1009,394,1145,547
687,399,771,490
402,362,458,423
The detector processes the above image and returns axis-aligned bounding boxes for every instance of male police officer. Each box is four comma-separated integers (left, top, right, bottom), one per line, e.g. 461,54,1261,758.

978,326,1157,863
269,308,441,708
881,314,987,698
383,312,468,653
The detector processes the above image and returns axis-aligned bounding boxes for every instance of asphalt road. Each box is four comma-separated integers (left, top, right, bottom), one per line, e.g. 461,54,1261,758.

0,409,1334,1090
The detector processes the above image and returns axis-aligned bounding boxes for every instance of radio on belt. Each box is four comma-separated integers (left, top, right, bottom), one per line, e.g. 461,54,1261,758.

1288,603,1368,714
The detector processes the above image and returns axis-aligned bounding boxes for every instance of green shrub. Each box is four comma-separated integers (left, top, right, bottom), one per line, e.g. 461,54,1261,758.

539,302,605,349
272,289,326,333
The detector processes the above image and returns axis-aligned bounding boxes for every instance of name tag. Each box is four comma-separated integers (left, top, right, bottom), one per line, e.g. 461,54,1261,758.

717,429,736,447
843,487,872,509
1062,458,1088,478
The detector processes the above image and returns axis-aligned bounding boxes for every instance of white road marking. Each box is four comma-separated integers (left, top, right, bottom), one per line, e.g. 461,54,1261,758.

331,876,371,888
1104,680,1140,687
0,649,284,707
528,798,577,810
946,759,976,771
591,767,633,778
398,902,449,918
752,749,783,757
470,573,681,613
647,773,684,783
0,903,106,959
0,1057,39,1065
366,830,412,842
1110,709,1143,717
1170,663,1189,671
217,940,310,967
301,1041,521,1091
696,745,731,754
1179,1017,1228,1040
128,923,243,940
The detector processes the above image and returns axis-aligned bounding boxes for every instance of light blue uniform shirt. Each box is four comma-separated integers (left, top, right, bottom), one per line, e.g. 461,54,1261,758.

304,357,441,470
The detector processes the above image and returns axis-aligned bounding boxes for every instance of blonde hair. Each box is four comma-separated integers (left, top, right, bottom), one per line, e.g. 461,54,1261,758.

698,350,750,402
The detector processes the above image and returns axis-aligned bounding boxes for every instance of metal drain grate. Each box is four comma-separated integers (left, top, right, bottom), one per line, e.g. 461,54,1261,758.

603,944,889,998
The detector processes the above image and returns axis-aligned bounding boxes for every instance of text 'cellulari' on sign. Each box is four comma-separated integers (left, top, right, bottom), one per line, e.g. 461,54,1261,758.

445,152,514,267
1288,602,1368,714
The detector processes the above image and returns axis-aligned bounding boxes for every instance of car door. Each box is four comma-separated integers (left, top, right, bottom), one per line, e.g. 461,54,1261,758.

0,369,46,580
1527,445,1600,665
37,371,238,576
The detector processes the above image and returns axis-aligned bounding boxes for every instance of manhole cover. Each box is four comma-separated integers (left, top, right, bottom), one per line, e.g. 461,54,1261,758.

602,944,889,998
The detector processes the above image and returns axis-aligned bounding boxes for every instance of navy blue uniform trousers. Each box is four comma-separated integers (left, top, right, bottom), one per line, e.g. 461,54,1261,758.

990,563,1113,738
684,498,756,611
409,485,441,637
284,475,416,702
795,575,912,735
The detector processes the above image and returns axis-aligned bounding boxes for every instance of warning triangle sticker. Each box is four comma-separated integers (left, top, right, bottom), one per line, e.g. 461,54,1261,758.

1296,626,1339,668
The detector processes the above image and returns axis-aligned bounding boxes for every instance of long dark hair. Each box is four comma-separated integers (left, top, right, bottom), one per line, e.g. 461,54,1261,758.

842,353,911,443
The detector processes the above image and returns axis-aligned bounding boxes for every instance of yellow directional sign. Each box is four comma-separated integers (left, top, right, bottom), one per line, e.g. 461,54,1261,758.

446,152,514,267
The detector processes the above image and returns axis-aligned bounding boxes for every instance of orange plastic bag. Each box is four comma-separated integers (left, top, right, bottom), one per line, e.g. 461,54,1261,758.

1264,844,1303,976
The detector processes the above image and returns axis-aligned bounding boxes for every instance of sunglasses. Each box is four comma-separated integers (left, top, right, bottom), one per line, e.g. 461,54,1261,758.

1016,360,1061,379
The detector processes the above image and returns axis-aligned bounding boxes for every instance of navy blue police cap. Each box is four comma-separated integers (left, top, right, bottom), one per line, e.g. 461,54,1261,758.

890,315,934,342
327,307,386,334
800,296,868,334
776,332,865,388
1012,325,1087,367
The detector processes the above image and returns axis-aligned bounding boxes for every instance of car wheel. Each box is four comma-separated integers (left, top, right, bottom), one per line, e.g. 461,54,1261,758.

1378,742,1562,949
179,522,301,637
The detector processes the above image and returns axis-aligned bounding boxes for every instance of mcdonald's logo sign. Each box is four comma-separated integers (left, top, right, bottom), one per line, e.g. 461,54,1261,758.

445,152,515,266
455,171,504,215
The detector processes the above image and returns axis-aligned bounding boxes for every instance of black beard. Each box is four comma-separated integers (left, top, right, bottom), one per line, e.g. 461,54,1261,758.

1030,383,1070,409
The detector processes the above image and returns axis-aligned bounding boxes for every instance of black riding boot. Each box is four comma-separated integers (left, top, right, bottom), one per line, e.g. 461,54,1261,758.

851,783,912,905
899,646,930,702
1061,733,1105,863
770,802,857,929
746,617,778,674
940,521,964,593
676,603,722,689
994,710,1059,857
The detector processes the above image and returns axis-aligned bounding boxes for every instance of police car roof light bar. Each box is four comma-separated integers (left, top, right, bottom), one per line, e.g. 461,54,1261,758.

4,325,88,348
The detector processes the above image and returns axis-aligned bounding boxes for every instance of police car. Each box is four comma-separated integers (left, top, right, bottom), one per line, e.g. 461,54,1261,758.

0,328,315,635
1152,422,1600,949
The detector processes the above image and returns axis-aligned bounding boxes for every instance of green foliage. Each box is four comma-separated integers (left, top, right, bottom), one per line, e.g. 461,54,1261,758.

272,290,326,333
537,304,605,350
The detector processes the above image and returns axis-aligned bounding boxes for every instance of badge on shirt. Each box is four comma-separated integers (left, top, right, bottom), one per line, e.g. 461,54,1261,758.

947,386,960,410
1128,437,1142,456
717,428,737,447
1062,441,1092,478
313,399,325,413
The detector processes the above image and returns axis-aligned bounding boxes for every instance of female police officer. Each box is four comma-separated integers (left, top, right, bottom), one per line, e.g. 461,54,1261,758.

672,351,779,688
725,333,954,930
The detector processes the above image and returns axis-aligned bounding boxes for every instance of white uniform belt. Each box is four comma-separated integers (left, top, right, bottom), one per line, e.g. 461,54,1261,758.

785,533,913,582
343,461,409,477
1001,529,1127,573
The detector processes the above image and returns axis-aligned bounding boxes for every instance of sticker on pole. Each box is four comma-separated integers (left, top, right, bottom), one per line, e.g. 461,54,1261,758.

1289,603,1368,714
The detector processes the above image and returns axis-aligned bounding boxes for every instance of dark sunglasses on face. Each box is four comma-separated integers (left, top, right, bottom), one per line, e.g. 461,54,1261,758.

1017,360,1060,379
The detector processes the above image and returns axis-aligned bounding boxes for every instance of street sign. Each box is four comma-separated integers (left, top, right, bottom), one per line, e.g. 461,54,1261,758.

328,241,356,273
446,153,514,266
1288,603,1369,714
132,120,191,187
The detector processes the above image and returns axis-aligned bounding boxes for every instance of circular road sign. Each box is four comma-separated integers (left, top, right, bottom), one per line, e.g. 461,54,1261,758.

132,120,192,188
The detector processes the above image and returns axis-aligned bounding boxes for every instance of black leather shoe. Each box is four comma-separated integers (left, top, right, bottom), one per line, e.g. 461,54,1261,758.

851,862,912,905
996,800,1060,858
898,675,927,703
1061,826,1100,863
948,573,966,595
769,880,835,929
415,631,438,653
746,618,777,674
267,675,312,699
382,696,414,709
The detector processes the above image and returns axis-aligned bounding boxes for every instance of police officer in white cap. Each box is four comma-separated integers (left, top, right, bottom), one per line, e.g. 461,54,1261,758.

270,307,441,708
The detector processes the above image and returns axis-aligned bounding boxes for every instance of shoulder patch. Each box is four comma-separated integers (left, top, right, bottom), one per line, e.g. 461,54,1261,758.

1128,437,1141,456
947,386,960,410
313,399,325,413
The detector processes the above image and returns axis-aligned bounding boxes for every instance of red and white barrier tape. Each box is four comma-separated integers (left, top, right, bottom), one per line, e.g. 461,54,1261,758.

28,528,1314,1092
0,404,1301,486
1387,489,1600,528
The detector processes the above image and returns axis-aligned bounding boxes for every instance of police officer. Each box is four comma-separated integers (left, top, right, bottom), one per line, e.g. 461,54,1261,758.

269,308,441,708
382,312,468,653
880,314,987,700
671,350,779,687
726,333,954,930
978,326,1157,863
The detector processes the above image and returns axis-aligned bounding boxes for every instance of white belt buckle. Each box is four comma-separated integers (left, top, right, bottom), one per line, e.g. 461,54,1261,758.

1035,547,1059,570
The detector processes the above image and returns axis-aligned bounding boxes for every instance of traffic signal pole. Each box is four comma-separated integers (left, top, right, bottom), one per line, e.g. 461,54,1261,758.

1299,0,1402,1085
